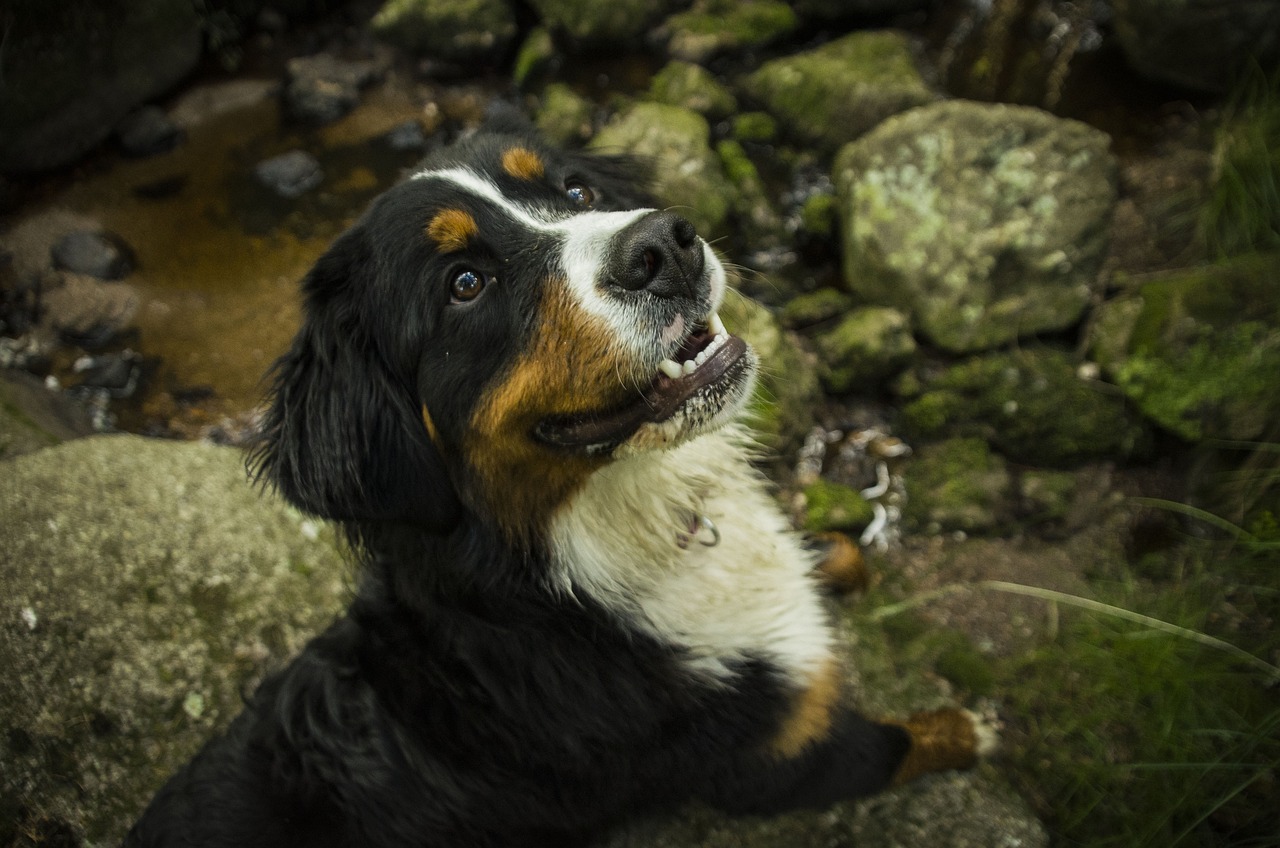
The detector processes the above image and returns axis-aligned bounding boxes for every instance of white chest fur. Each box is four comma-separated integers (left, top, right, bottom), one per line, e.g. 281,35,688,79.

547,426,834,684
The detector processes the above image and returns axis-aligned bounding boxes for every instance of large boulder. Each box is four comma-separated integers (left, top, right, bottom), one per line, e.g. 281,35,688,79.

0,436,348,845
589,103,733,239
835,101,1116,353
0,0,201,174
1089,254,1280,442
1112,0,1280,94
896,349,1151,467
742,31,935,153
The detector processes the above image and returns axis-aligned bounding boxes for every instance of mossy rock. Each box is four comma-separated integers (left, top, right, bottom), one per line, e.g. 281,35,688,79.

730,112,778,144
802,478,876,533
1088,253,1280,442
0,371,93,460
661,0,798,63
897,349,1151,467
528,0,679,46
371,0,517,60
781,288,853,328
647,61,738,119
717,140,785,247
513,27,557,88
835,101,1116,353
0,435,348,844
742,31,935,153
903,437,1013,534
590,102,732,239
535,83,596,146
814,306,916,394
720,294,822,452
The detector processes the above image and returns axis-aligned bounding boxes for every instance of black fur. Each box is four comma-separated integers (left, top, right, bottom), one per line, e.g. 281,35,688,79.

123,128,915,847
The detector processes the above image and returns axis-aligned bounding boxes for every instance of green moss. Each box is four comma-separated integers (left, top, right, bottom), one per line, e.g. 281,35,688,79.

535,83,595,146
647,61,738,118
803,478,876,533
799,193,836,237
935,640,996,696
781,288,852,328
743,31,934,151
513,26,555,88
664,0,797,59
716,139,759,186
900,349,1151,467
903,437,1012,534
730,111,778,143
371,0,516,58
814,306,916,393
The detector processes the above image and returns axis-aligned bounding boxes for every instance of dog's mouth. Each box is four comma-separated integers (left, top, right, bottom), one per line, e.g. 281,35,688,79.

535,312,753,452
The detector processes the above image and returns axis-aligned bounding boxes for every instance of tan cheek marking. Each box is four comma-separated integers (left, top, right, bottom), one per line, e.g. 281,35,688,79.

887,708,981,785
464,280,631,539
501,147,545,181
812,531,869,594
770,660,842,759
426,209,478,253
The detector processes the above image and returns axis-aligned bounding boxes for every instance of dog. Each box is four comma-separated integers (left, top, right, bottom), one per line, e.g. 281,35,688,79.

123,119,993,847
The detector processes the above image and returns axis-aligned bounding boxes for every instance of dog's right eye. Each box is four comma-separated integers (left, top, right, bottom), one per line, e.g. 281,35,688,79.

450,269,486,303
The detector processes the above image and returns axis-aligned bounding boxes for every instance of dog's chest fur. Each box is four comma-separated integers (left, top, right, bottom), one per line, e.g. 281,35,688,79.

549,425,833,684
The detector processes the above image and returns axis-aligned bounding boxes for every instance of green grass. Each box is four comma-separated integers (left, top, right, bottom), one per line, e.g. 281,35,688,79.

1202,68,1280,259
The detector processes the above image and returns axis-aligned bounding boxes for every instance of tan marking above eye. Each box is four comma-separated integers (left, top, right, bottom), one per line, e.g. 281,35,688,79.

427,209,478,253
501,147,545,181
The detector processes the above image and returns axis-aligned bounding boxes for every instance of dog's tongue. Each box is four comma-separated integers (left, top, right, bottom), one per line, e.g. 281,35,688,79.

536,336,748,451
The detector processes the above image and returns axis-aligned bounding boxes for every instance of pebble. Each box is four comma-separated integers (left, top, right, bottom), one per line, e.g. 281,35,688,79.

283,54,381,125
254,150,324,198
50,230,135,280
385,120,427,151
116,106,185,157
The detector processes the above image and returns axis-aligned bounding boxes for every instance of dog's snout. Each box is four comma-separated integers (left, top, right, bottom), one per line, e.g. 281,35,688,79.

606,211,705,299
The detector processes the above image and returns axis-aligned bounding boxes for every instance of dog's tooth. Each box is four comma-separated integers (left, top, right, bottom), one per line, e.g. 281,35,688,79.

658,358,684,379
682,360,697,375
709,312,727,337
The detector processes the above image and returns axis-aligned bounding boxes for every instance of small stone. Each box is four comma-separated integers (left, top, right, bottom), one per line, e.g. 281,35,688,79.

254,150,324,198
116,106,185,157
384,120,427,151
647,61,738,119
282,54,381,125
50,231,135,281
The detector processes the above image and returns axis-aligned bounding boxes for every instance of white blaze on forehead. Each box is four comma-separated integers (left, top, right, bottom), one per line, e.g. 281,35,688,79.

412,165,727,331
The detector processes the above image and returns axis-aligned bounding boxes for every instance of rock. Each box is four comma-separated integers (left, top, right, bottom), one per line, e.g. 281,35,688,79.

904,437,1013,535
742,31,935,153
589,103,732,239
897,349,1151,467
647,61,738,120
370,0,517,61
50,230,136,280
1088,254,1280,442
802,478,876,533
41,273,141,345
116,105,185,157
0,370,93,460
659,0,798,63
535,84,597,146
835,101,1116,353
254,150,324,198
282,54,382,125
0,435,348,844
719,295,822,452
71,350,143,398
814,306,916,393
528,0,679,47
384,120,428,151
0,0,201,174
729,112,777,144
168,80,279,130
781,288,852,328
1112,0,1280,93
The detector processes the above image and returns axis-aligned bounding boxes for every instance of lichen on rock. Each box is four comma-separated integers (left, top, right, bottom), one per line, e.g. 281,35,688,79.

835,101,1117,353
814,306,916,393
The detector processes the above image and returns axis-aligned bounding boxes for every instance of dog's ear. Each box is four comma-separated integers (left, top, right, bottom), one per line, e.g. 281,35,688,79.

250,227,461,531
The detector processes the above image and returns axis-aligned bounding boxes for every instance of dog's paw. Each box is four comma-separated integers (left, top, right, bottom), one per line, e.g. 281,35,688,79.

889,705,999,785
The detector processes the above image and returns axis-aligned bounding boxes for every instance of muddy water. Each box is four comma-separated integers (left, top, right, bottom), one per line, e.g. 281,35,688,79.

38,79,433,435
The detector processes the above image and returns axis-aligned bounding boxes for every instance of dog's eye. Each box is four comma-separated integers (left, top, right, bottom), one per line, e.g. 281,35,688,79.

451,269,486,303
565,181,594,207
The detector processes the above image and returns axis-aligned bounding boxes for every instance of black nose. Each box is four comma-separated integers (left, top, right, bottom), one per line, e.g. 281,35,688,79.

605,211,705,299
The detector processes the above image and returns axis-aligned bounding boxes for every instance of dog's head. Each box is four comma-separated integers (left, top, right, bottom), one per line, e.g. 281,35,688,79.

253,128,757,540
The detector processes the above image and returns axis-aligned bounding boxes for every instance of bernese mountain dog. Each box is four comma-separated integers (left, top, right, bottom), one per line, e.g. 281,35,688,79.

124,119,994,847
